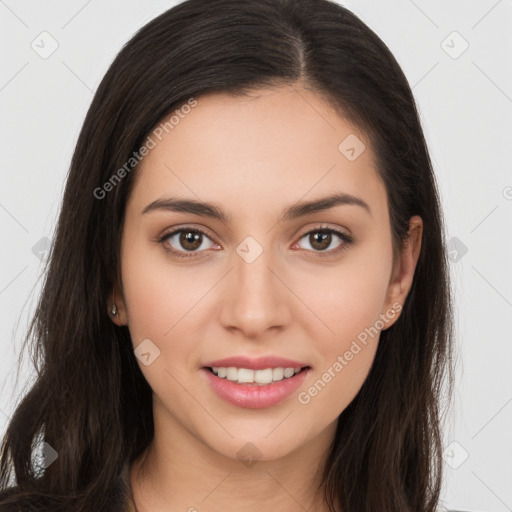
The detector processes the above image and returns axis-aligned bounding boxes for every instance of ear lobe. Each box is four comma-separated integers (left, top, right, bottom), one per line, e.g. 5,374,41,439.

381,216,423,329
108,285,128,325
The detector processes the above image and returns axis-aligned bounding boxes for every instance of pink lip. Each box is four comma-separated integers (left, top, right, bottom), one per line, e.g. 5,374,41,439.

201,367,311,409
202,355,309,370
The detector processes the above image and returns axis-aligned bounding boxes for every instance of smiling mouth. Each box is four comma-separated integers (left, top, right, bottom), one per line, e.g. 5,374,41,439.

204,366,311,386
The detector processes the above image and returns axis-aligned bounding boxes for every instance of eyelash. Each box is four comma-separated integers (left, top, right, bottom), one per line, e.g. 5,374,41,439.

158,224,354,259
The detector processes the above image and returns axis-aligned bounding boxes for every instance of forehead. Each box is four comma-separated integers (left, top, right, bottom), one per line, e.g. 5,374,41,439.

128,85,386,218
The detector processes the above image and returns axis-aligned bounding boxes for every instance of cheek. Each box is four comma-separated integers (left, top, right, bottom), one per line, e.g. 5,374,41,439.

120,243,202,398
292,249,392,346
120,235,187,345
294,277,385,422
297,339,379,426
291,243,391,414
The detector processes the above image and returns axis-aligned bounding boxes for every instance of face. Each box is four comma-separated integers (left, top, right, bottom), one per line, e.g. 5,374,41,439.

113,84,421,463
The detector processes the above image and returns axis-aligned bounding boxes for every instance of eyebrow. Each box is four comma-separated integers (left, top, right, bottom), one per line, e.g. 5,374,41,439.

141,192,372,222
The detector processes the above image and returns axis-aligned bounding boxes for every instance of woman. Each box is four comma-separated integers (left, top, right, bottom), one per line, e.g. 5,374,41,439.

0,0,454,510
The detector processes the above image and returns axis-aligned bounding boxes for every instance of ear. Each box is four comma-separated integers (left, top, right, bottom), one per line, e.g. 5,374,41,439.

381,215,423,330
108,284,128,326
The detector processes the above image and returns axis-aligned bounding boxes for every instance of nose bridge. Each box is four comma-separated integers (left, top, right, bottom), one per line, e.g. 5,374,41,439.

220,234,290,336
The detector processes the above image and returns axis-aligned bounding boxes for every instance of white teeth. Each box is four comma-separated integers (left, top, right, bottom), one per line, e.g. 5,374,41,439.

210,366,304,385
283,368,295,378
238,368,255,383
226,367,238,381
272,367,284,381
255,368,273,384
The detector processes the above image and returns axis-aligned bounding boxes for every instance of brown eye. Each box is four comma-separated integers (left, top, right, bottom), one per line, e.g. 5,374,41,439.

160,227,217,258
178,230,203,251
296,226,353,256
308,231,332,251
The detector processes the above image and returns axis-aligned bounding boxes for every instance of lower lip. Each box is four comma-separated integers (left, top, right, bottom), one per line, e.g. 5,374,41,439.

201,368,310,409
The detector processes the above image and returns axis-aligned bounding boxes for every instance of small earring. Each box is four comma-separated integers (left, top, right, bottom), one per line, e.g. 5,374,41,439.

111,284,119,318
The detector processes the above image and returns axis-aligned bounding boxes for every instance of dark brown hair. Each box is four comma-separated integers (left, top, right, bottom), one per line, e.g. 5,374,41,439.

0,0,454,510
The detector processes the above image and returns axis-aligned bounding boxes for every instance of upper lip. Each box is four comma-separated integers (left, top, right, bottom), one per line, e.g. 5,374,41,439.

202,355,310,370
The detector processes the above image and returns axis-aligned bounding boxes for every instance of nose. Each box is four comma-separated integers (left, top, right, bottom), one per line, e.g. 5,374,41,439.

219,240,292,339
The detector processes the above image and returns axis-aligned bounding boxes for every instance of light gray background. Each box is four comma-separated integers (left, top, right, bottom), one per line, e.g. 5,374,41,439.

1,1,511,511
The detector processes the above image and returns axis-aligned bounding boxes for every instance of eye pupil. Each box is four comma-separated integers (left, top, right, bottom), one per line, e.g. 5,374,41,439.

180,231,202,250
310,231,331,251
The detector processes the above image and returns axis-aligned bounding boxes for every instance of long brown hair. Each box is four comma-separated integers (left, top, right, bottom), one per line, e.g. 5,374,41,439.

0,0,454,510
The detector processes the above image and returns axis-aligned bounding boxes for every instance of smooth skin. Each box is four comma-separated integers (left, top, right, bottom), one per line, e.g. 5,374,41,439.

109,83,422,512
